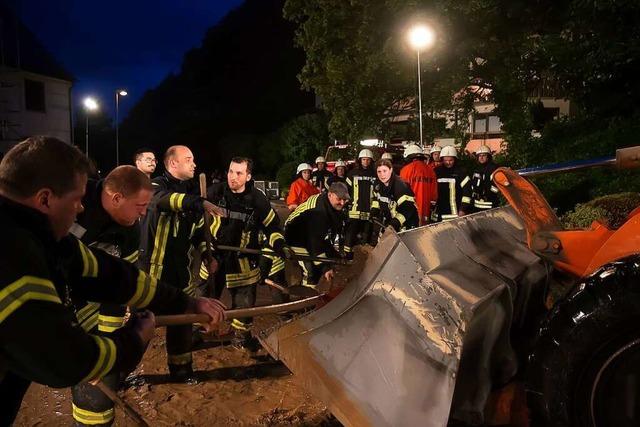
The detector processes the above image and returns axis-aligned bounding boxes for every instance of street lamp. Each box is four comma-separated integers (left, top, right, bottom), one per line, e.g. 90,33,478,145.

83,97,99,157
407,24,435,147
115,89,128,165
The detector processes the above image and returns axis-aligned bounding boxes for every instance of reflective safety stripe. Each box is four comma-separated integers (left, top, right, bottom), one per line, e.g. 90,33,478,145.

396,194,415,206
491,185,500,193
98,314,124,333
285,194,319,226
460,176,470,187
395,212,406,227
441,213,459,220
461,196,472,204
169,193,186,211
210,215,222,238
228,210,249,221
262,209,276,227
0,276,61,324
127,271,158,308
348,211,370,220
183,283,198,297
291,246,310,256
72,403,115,425
312,252,328,266
226,268,261,288
269,257,285,276
231,318,250,331
79,309,99,332
168,352,192,366
371,199,380,209
77,241,98,278
199,263,209,280
344,246,352,253
76,302,100,324
240,231,250,249
438,178,458,215
81,335,116,383
122,250,139,264
268,232,284,248
377,196,390,204
149,213,171,279
474,200,494,209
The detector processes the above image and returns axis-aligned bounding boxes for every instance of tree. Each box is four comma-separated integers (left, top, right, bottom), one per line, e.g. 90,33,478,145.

285,0,640,209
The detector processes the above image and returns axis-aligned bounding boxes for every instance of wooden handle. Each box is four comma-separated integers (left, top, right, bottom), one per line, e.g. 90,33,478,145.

155,295,323,327
94,380,149,427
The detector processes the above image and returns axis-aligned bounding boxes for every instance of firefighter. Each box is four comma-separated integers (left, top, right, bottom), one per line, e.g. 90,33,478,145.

344,149,376,258
139,145,223,383
432,146,472,222
286,163,319,211
312,156,332,192
284,182,349,289
429,145,442,169
373,159,419,234
327,160,348,186
69,165,152,426
399,144,438,226
205,157,290,350
471,145,500,212
0,137,225,425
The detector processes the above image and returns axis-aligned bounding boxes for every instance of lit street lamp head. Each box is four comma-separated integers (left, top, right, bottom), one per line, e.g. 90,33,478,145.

118,90,128,97
83,97,99,111
408,25,435,51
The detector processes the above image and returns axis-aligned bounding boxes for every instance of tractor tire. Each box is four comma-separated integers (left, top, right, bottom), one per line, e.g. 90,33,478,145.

526,255,640,427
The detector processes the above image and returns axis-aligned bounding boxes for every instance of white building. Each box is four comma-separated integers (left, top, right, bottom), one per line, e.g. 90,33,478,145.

0,4,74,155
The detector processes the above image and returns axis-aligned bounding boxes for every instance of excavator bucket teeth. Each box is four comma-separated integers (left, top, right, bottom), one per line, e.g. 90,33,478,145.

258,207,549,427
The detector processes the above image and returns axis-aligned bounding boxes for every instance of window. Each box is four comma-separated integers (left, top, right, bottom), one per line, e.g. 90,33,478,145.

25,79,45,112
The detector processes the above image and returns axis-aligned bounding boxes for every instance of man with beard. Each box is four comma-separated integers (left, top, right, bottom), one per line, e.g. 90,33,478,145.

205,157,290,350
284,182,350,290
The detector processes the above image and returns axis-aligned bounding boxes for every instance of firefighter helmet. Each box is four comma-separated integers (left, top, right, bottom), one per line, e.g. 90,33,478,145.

403,144,424,159
381,152,393,160
296,163,313,174
315,156,326,164
358,149,374,159
475,145,491,155
440,145,458,158
429,145,442,154
334,160,347,168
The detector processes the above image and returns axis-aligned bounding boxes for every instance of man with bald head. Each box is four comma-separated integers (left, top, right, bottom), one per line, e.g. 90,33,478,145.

139,145,221,383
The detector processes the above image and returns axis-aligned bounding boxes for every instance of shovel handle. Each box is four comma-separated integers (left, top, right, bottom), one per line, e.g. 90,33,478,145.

155,295,323,327
94,380,149,427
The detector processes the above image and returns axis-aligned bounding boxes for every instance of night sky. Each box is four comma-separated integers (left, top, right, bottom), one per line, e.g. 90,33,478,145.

5,0,243,122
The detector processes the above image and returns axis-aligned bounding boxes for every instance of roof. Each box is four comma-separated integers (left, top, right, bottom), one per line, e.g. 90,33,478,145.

0,4,74,82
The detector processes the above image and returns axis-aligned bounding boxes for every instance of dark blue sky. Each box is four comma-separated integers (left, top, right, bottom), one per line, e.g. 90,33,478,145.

7,0,243,122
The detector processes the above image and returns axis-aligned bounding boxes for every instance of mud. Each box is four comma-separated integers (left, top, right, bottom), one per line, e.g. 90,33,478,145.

13,248,369,427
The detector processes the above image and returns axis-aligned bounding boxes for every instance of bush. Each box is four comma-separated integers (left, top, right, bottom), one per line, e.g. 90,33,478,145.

276,161,298,193
560,192,640,229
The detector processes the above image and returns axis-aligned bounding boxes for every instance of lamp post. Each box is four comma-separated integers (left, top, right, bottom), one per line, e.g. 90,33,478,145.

115,89,127,165
407,24,435,148
83,97,99,157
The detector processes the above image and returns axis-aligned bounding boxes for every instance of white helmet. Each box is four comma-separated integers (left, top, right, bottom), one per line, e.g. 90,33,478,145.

334,160,347,168
381,152,393,160
440,145,457,158
403,144,423,158
475,145,491,155
429,145,442,154
315,156,326,164
296,163,313,174
358,149,373,159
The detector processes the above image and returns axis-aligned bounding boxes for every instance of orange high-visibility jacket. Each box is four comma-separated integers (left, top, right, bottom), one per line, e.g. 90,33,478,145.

400,160,438,225
286,177,320,208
